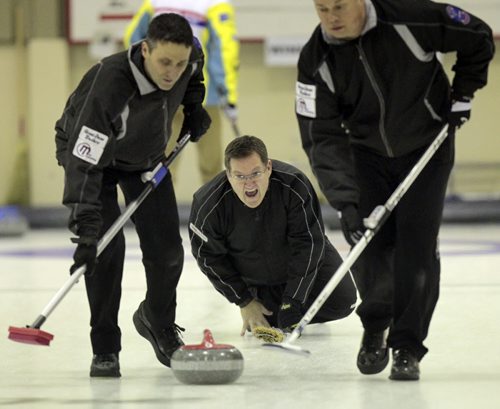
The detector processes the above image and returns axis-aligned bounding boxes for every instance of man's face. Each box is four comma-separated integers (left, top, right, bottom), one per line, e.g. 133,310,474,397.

227,152,272,208
314,0,367,40
141,41,191,91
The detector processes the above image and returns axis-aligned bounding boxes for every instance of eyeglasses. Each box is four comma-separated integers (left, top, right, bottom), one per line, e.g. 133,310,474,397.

230,169,266,182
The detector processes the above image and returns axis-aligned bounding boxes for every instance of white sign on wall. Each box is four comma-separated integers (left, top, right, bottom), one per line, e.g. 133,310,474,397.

67,0,143,44
264,37,308,66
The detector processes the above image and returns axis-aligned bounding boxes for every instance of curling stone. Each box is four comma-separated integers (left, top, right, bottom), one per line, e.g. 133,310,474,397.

171,329,243,385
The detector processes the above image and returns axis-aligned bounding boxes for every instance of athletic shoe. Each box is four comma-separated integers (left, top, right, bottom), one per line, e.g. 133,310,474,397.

90,353,121,377
357,329,389,374
133,302,184,367
389,348,420,381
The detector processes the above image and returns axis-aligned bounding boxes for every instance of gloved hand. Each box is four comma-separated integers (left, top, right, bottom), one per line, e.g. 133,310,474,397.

448,94,472,130
277,297,303,332
222,103,238,123
179,104,211,142
338,204,364,246
70,236,98,276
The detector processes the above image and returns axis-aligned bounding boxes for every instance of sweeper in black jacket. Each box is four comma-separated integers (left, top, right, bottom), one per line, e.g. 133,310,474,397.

296,0,494,380
55,14,211,377
189,136,357,340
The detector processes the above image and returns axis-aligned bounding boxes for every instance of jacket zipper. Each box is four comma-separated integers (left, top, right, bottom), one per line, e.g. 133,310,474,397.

162,97,169,143
356,42,394,157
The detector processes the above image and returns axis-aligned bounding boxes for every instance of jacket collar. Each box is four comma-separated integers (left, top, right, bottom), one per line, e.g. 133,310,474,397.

128,43,157,96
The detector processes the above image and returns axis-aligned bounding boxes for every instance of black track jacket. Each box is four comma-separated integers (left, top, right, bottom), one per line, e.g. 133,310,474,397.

189,160,339,306
296,0,494,210
55,42,205,237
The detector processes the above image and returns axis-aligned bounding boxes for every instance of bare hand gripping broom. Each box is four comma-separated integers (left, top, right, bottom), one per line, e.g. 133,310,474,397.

7,133,192,346
263,124,449,355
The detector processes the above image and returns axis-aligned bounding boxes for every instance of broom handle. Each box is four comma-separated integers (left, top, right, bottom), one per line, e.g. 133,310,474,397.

30,133,191,329
287,124,449,344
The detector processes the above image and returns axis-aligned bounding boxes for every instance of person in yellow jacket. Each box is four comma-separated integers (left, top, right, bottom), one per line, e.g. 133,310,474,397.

125,0,239,184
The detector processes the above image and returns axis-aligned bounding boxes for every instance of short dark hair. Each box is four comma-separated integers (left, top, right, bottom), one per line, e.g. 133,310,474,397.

146,13,193,49
224,135,269,171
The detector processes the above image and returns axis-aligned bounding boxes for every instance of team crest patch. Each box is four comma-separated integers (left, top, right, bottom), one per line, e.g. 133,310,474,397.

446,6,471,25
295,81,317,118
72,126,109,165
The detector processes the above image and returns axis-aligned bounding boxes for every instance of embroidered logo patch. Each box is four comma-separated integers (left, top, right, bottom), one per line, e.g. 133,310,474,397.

446,6,471,25
72,126,109,165
295,81,317,118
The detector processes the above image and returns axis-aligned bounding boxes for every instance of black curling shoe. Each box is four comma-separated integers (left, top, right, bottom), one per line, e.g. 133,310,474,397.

357,329,389,375
90,353,121,378
133,302,184,367
389,348,420,381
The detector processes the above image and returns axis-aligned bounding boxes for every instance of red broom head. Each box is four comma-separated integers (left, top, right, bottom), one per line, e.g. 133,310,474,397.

8,326,54,346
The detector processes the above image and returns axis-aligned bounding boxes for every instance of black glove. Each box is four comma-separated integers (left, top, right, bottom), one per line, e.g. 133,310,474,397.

70,236,98,276
277,297,303,332
339,204,364,246
448,94,472,130
179,104,211,142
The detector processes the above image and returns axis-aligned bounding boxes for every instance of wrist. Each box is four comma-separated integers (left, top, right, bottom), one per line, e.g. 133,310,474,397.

281,296,301,309
450,90,473,103
451,100,471,112
238,297,253,308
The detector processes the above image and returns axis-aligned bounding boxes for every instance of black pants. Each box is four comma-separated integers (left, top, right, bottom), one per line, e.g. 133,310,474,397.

85,168,184,354
250,244,357,327
352,133,454,360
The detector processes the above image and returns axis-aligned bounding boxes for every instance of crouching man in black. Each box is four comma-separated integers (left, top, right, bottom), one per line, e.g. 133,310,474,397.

189,135,357,339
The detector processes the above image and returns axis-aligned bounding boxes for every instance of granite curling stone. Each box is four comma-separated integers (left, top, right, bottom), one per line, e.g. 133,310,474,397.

171,329,244,385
